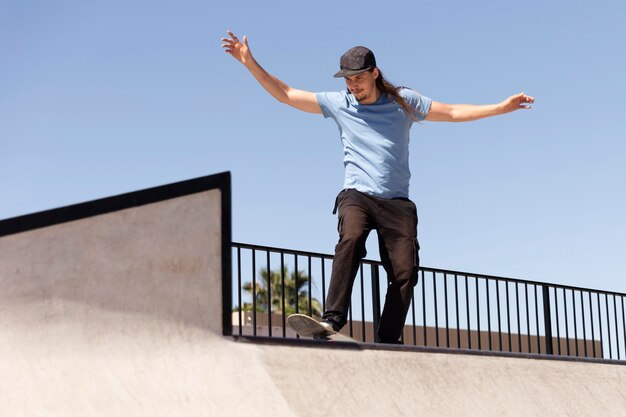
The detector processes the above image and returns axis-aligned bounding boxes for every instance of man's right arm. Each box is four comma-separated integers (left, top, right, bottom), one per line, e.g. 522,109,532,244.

221,31,321,114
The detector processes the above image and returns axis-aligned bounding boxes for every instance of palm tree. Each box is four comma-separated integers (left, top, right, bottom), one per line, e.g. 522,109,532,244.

238,267,322,316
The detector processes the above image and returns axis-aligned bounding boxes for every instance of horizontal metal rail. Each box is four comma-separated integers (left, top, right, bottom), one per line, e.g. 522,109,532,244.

231,242,626,362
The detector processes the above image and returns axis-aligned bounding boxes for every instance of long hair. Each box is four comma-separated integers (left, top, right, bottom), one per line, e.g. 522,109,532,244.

373,68,422,122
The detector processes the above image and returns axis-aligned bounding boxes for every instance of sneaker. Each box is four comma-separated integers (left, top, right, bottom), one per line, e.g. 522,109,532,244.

319,320,337,334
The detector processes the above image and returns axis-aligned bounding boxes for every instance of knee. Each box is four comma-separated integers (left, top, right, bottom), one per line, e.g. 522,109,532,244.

335,231,368,259
385,261,419,288
390,264,419,288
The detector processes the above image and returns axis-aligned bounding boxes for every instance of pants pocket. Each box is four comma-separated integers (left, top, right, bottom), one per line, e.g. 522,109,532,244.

413,239,420,268
332,189,349,214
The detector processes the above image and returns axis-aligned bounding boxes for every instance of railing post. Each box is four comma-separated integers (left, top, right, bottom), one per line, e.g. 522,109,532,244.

371,264,381,343
542,285,554,355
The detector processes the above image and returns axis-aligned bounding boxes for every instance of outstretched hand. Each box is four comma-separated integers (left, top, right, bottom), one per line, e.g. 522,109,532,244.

221,30,252,66
501,92,535,114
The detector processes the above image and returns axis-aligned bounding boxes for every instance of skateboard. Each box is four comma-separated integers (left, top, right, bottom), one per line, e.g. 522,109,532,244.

287,313,360,344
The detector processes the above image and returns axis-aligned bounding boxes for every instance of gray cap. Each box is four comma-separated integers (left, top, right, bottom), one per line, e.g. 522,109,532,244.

333,46,377,78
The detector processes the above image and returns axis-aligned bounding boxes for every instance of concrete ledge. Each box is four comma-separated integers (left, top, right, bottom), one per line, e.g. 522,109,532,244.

234,334,626,366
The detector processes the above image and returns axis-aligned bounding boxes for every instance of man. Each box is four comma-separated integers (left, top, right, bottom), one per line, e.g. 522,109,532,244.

221,31,534,344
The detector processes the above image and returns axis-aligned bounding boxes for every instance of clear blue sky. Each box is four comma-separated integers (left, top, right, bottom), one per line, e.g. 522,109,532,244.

2,1,625,292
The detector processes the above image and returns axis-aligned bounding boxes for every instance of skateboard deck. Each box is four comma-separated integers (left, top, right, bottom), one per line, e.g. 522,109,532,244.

287,314,360,343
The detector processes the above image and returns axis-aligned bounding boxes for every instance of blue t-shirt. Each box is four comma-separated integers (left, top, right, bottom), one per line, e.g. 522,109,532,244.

317,88,431,199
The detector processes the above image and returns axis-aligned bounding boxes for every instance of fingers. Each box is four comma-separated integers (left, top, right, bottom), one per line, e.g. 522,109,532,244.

518,92,535,103
221,30,246,54
502,92,534,112
223,30,241,46
221,39,234,54
221,37,238,47
221,39,235,52
512,92,534,110
221,34,238,54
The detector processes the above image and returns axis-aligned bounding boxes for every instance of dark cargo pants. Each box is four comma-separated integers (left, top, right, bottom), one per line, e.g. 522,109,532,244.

322,189,420,344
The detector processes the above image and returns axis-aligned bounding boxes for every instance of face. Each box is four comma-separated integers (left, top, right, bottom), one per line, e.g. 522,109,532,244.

344,68,379,104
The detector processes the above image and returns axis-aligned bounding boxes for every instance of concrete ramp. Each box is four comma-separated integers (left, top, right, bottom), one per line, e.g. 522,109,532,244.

1,172,625,416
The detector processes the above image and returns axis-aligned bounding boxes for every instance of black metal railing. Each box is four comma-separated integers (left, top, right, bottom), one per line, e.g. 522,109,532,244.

231,242,625,362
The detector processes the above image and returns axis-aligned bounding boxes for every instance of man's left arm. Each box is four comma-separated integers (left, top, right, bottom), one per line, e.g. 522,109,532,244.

425,92,534,122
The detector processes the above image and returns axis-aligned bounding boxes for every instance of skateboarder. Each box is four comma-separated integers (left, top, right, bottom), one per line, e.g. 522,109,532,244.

221,31,533,344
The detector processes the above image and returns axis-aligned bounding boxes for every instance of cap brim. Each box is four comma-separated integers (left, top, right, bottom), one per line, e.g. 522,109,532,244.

333,67,371,78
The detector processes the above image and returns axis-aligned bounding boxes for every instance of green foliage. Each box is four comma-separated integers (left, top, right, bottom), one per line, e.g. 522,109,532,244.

235,267,322,316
